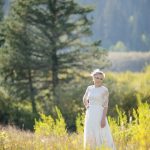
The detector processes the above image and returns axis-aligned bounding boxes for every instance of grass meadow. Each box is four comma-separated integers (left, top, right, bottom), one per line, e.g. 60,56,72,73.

0,100,150,150
1,58,150,150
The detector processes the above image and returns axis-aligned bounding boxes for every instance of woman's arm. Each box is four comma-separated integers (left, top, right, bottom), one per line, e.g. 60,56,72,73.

83,87,89,109
101,107,108,128
101,89,109,128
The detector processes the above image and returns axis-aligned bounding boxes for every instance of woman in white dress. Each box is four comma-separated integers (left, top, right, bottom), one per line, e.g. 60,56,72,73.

83,69,116,150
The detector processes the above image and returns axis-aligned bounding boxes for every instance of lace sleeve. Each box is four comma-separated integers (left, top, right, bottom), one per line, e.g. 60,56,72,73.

83,86,89,102
102,89,109,108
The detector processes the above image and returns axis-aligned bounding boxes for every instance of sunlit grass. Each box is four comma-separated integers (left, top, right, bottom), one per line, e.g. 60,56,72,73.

0,126,84,150
1,67,150,149
0,100,150,150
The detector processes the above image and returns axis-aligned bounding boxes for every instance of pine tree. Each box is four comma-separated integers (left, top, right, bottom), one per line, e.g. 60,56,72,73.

0,0,3,20
0,0,4,46
25,0,107,105
1,0,108,109
0,0,39,113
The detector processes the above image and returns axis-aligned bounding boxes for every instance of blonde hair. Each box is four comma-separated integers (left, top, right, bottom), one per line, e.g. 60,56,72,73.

90,69,105,78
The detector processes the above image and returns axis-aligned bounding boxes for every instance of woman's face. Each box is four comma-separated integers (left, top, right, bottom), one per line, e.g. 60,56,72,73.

92,73,104,84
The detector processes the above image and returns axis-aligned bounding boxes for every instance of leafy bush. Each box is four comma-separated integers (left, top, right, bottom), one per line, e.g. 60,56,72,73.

34,106,67,137
76,111,85,134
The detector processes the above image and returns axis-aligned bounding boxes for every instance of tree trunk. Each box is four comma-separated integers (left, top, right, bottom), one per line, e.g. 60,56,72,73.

28,69,37,114
51,48,59,105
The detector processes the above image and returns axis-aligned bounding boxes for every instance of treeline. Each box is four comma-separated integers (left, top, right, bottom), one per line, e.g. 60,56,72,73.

0,0,108,130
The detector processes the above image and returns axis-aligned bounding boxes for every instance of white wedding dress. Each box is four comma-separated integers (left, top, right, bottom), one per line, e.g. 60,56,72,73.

83,85,116,150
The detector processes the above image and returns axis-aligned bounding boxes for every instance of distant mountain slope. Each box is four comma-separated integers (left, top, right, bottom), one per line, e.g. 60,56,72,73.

2,0,10,16
79,0,150,51
2,0,150,51
106,52,150,72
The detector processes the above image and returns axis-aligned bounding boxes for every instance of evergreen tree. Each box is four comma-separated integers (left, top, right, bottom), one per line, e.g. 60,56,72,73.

0,0,4,46
25,0,107,105
1,0,108,110
0,0,39,113
0,0,3,20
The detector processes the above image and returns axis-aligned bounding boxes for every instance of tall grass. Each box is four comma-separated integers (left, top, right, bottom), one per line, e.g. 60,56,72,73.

0,99,149,150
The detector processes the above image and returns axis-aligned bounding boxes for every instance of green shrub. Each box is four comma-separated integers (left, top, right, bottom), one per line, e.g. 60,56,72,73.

34,106,67,137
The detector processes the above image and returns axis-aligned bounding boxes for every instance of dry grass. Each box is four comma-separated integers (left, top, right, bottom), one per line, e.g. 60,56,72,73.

0,125,84,150
1,100,150,150
107,51,150,72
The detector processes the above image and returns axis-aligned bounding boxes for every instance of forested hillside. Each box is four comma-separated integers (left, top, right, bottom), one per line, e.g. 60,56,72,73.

80,0,150,51
3,0,150,51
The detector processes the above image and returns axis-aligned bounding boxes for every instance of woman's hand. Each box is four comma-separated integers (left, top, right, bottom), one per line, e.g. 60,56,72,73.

85,104,89,109
85,99,89,109
101,117,106,128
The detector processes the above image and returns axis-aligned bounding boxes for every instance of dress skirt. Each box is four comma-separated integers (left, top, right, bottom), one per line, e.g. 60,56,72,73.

84,105,116,150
